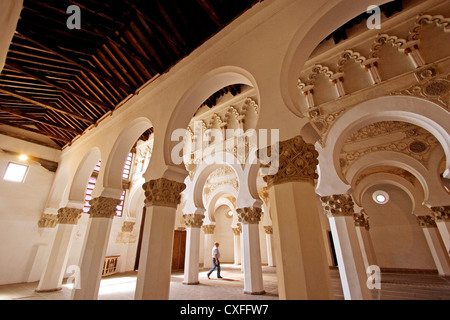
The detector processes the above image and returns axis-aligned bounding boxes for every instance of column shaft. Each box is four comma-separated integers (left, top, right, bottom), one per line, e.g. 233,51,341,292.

182,214,204,285
72,197,119,300
37,207,81,292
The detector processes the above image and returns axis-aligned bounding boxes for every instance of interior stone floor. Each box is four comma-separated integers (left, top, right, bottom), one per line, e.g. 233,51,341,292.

0,264,449,300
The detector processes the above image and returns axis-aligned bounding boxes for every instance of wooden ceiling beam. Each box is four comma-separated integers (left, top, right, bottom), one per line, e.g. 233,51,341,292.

15,33,133,93
0,119,71,143
5,61,114,112
0,106,82,135
0,85,93,124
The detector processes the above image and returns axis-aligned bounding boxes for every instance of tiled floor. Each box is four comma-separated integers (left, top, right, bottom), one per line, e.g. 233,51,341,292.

0,264,449,300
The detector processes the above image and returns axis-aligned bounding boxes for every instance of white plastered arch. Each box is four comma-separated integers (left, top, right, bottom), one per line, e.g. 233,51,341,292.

163,66,260,169
102,117,153,199
346,151,450,207
353,172,429,216
67,147,101,208
183,151,262,217
316,96,450,196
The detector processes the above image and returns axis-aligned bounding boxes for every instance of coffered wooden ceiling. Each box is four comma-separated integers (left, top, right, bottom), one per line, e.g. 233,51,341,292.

0,0,262,149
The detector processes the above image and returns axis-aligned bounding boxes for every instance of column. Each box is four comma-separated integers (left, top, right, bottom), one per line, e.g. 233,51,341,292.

183,214,204,285
36,208,81,292
134,178,185,300
260,135,334,300
232,224,242,265
264,226,275,267
202,224,215,269
353,210,377,271
431,206,450,256
417,215,450,276
237,207,265,295
321,194,373,300
72,197,120,300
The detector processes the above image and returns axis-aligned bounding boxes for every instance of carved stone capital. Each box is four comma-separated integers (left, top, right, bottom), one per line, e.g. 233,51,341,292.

88,197,120,219
260,135,319,187
232,223,242,235
417,215,437,228
202,224,216,234
264,225,273,234
353,212,370,229
122,221,136,233
57,207,82,225
183,214,204,228
237,207,262,224
431,206,450,222
142,178,186,209
321,194,355,217
38,214,58,228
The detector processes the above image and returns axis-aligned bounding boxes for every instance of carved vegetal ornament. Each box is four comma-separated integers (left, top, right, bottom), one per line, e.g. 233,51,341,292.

89,197,121,219
237,207,262,225
142,178,186,209
261,135,319,187
183,214,204,228
320,194,355,217
57,207,82,225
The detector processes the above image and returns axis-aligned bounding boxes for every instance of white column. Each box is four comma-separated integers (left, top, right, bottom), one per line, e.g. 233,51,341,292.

237,207,265,295
202,225,215,269
262,135,334,300
417,215,450,276
321,195,373,300
354,210,377,271
72,197,119,300
36,207,82,292
134,178,185,300
264,226,275,267
431,206,450,256
232,224,242,265
183,214,204,285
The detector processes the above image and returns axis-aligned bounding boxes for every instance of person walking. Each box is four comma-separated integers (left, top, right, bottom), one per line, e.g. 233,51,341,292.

207,242,222,279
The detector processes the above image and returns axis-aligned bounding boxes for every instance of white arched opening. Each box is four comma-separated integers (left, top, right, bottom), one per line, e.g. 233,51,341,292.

316,96,450,196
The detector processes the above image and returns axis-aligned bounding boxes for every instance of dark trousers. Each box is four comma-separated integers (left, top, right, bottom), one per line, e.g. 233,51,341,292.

207,258,221,277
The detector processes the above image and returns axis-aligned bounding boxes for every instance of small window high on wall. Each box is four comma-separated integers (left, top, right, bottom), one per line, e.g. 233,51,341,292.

3,162,29,183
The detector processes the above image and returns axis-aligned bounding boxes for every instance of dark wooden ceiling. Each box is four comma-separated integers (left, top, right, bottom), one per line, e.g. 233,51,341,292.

0,0,261,149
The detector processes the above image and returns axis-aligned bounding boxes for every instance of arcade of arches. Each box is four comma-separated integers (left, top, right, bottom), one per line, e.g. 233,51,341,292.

0,0,449,300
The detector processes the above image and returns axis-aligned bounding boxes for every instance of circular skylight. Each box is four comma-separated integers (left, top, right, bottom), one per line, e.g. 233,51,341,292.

373,190,389,204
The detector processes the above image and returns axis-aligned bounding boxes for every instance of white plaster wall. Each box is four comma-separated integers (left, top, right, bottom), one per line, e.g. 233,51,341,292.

0,135,59,285
362,184,436,271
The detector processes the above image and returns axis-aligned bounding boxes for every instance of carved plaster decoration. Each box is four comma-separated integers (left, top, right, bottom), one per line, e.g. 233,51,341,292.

264,225,273,234
202,224,215,234
320,194,355,218
261,135,319,187
353,210,370,230
57,207,82,225
258,187,270,206
369,34,408,58
38,214,58,228
142,178,186,209
337,50,367,73
121,221,136,233
431,206,450,222
232,223,242,235
408,14,450,41
340,121,440,175
203,166,239,203
183,214,204,228
391,73,450,110
416,215,437,228
237,207,262,225
88,197,121,219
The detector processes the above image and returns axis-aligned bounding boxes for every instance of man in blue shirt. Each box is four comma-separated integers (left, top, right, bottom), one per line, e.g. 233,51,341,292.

207,242,222,279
